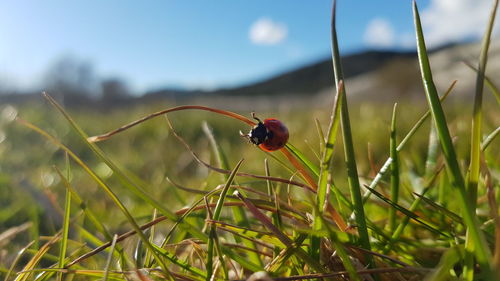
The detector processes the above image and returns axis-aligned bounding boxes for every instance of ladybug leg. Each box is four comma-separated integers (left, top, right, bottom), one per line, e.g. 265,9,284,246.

239,113,259,143
239,130,249,138
239,130,253,143
239,130,248,138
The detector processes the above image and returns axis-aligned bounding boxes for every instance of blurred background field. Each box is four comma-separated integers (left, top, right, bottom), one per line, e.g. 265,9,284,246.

1,88,498,272
0,1,499,280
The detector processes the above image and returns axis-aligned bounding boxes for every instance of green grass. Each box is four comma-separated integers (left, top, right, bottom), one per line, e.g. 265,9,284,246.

0,1,499,280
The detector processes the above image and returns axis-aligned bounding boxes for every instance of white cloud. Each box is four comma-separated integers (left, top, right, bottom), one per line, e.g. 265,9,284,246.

421,0,499,48
249,18,288,45
364,18,395,48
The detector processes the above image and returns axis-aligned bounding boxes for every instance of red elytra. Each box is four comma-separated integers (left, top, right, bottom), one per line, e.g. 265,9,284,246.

247,117,289,152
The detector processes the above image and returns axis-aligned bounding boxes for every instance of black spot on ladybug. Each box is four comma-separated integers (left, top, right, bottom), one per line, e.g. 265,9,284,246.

267,130,274,140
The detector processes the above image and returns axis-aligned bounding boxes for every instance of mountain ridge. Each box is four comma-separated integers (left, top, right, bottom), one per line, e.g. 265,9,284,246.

142,49,418,100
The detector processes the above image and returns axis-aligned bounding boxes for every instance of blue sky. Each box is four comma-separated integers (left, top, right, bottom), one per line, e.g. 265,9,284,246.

0,0,496,93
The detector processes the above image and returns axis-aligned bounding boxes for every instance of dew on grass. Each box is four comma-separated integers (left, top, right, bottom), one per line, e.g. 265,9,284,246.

0,130,6,144
96,162,113,178
41,171,55,187
1,105,17,123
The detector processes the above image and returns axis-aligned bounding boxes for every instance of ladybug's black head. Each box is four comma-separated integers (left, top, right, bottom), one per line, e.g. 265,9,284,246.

248,122,269,145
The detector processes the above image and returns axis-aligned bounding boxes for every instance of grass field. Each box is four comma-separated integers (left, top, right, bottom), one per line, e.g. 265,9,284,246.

1,1,499,280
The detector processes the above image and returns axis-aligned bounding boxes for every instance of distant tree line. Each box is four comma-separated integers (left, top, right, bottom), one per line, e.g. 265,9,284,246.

0,56,132,108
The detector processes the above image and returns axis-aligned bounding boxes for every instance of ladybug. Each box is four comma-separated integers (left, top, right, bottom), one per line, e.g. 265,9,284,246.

241,113,289,152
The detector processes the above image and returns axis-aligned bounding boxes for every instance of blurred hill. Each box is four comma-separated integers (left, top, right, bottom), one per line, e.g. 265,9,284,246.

142,49,416,99
1,39,499,109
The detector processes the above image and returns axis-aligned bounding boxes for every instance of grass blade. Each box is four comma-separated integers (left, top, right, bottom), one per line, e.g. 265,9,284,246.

57,154,71,281
365,185,449,238
424,247,462,281
361,80,456,204
317,80,343,216
103,234,118,281
330,0,372,259
144,244,207,280
315,204,361,281
265,234,308,273
206,159,245,280
280,147,317,190
19,269,126,281
388,103,399,232
202,122,263,268
284,143,320,177
464,61,500,106
464,0,499,278
413,1,493,277
280,147,348,233
202,122,231,181
383,166,443,253
235,190,325,273
265,159,283,257
270,267,429,281
314,118,326,156
207,220,286,248
16,117,173,279
484,163,500,272
313,79,344,262
53,166,131,267
414,192,463,225
43,160,112,261
87,105,256,143
481,126,500,151
42,93,206,241
15,234,60,281
4,241,34,281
